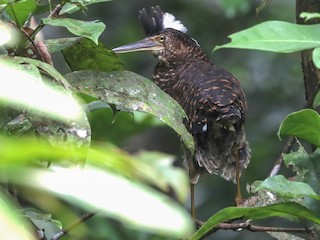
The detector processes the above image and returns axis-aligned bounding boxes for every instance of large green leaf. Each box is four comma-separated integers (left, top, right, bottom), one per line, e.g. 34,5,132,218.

0,192,33,240
62,38,124,71
42,18,105,45
190,202,320,240
278,109,320,147
5,0,37,27
254,175,320,200
0,56,91,156
14,166,194,239
64,70,195,153
0,134,189,204
214,21,320,53
0,56,82,121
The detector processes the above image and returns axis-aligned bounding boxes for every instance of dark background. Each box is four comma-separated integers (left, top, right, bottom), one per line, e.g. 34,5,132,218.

43,0,305,239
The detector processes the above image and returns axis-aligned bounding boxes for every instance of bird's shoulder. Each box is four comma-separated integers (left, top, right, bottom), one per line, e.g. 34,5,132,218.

177,60,246,109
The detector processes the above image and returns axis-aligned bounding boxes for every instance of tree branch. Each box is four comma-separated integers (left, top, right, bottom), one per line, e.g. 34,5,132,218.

51,210,97,240
198,220,309,240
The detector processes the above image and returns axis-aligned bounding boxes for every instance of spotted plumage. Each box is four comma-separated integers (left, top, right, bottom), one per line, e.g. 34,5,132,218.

113,6,251,215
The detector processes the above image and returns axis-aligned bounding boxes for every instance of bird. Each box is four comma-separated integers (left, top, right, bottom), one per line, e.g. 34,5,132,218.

113,6,251,220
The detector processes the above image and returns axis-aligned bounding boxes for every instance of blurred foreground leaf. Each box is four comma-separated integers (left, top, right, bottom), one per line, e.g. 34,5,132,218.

0,135,189,204
0,56,91,155
65,70,195,153
135,151,189,203
278,109,320,147
254,175,320,200
0,57,83,121
300,12,320,21
0,192,33,240
214,21,320,53
190,202,320,240
14,166,194,239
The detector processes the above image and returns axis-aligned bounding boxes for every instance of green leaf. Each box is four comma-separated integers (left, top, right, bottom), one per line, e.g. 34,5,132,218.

214,20,320,53
0,192,33,240
44,37,82,54
313,91,320,108
0,56,83,121
300,12,320,21
62,38,124,71
283,147,320,206
190,202,320,240
22,209,62,239
135,151,189,203
5,0,37,27
16,167,194,239
278,109,320,147
60,0,112,15
313,47,320,69
42,18,105,45
254,175,320,200
64,70,195,153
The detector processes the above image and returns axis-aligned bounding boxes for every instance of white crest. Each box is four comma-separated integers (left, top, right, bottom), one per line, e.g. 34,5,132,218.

162,12,188,33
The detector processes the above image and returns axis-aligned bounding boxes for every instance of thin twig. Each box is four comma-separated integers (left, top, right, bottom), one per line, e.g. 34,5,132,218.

22,4,63,48
51,210,97,240
217,221,308,233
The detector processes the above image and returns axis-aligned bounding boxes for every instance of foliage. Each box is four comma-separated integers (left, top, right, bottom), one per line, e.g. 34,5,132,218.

1,0,320,240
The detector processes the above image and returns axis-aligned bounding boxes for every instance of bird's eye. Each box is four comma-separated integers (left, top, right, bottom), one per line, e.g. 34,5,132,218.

159,35,166,42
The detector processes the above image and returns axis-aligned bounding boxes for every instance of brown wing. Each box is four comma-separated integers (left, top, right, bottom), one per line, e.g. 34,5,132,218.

175,62,247,134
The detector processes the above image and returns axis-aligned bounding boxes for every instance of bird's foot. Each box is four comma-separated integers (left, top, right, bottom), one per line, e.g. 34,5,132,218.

235,195,244,207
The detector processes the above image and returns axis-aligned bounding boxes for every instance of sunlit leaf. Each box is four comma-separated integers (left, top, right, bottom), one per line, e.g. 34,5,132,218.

0,57,83,121
23,209,62,239
60,0,112,15
65,70,195,153
300,12,320,21
5,0,37,27
16,166,194,239
62,38,124,71
0,192,34,240
214,21,320,53
254,175,320,200
190,202,320,240
135,151,189,203
278,109,320,147
42,18,105,45
313,47,320,69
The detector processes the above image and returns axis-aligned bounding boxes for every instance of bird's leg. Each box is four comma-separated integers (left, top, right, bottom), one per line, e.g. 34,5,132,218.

190,183,196,220
234,149,243,206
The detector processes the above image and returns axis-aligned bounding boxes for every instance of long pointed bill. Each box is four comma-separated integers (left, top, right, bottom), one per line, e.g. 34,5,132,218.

113,37,164,53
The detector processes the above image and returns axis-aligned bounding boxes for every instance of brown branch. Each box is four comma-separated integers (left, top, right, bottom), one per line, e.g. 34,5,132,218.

51,210,97,240
198,220,309,240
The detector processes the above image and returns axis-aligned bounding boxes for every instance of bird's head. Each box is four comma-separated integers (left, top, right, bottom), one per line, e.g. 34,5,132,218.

113,6,202,62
